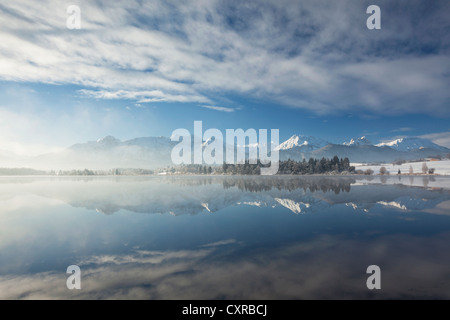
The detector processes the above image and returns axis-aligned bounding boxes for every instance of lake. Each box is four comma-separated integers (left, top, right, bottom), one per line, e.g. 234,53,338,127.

0,175,449,299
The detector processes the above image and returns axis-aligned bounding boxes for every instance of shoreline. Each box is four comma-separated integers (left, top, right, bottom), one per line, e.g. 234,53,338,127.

0,173,448,178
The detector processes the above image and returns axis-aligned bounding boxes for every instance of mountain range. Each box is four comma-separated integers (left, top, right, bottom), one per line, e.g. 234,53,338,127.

277,135,449,163
0,134,448,170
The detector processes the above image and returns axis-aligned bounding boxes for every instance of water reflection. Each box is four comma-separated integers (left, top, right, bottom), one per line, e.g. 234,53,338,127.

222,176,353,193
0,176,447,216
0,176,449,299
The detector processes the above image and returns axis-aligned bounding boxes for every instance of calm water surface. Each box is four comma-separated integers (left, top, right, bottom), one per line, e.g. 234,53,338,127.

0,175,449,299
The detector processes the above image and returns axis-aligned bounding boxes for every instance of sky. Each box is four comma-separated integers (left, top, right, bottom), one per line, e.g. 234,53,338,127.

0,0,449,156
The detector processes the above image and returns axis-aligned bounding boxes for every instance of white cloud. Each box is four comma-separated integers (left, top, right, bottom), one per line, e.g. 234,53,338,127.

199,105,235,112
0,0,448,115
79,89,210,104
420,132,450,149
392,127,413,133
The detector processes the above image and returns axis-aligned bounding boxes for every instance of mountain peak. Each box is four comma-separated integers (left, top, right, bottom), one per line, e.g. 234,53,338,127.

344,136,372,146
375,137,448,151
275,135,329,151
97,136,121,144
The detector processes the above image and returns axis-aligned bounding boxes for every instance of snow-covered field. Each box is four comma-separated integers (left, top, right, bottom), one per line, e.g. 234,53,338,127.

353,160,450,176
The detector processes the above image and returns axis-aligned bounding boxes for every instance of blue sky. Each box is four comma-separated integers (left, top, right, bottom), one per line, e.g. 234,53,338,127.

0,0,449,155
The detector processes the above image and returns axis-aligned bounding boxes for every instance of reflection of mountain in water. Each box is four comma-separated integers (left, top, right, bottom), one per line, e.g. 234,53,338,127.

3,176,448,216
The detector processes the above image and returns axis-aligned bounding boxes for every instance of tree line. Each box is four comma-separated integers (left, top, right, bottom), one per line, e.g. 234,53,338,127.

170,156,355,175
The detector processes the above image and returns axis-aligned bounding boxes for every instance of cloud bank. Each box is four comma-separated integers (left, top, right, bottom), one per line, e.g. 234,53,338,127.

0,0,449,115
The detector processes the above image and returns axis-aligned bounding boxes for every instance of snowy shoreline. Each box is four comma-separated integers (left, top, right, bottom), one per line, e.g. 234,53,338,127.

353,160,450,176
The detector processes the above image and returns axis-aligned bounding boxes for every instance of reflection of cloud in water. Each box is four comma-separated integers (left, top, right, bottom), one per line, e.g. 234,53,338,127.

1,233,450,299
201,239,239,247
80,249,212,266
423,200,450,216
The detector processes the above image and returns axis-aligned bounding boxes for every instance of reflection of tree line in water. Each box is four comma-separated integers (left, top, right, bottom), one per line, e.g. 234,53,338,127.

150,174,441,195
222,177,354,194
162,176,355,194
371,174,436,187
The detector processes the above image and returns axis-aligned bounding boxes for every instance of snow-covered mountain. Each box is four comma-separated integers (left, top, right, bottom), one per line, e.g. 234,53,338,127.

54,134,450,168
70,135,175,151
275,134,449,163
275,135,331,161
343,136,372,146
0,133,449,171
71,135,122,151
310,144,403,163
275,135,329,151
375,137,448,152
31,136,178,170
